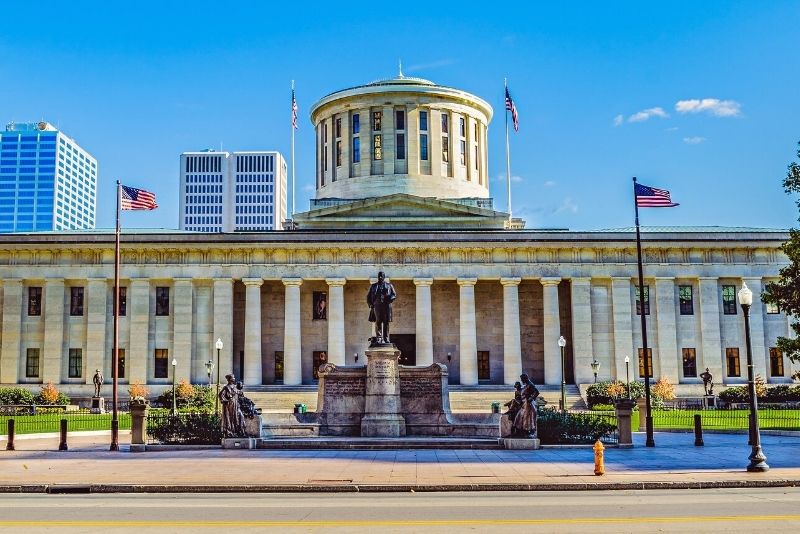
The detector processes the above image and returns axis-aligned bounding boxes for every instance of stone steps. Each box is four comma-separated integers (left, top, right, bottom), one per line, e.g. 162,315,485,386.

257,437,502,450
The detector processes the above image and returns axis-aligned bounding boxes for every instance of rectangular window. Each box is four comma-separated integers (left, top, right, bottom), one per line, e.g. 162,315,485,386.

26,348,40,378
70,287,84,316
372,111,382,131
274,351,284,384
373,135,382,160
396,133,405,160
441,136,449,163
335,118,342,138
635,285,650,315
352,114,360,134
114,348,126,379
68,348,82,378
155,287,170,316
335,140,342,167
769,347,784,377
419,111,428,131
28,286,42,316
154,348,169,379
313,350,327,381
459,117,466,137
722,285,737,315
726,348,741,377
323,146,328,173
459,140,466,166
679,285,694,315
395,110,405,130
117,287,127,317
682,348,697,377
441,114,449,134
478,351,490,380
352,137,360,163
637,348,653,378
420,134,429,160
766,301,779,314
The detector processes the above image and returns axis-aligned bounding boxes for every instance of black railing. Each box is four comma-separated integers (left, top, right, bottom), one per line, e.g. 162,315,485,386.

645,405,800,432
146,411,222,445
0,407,132,435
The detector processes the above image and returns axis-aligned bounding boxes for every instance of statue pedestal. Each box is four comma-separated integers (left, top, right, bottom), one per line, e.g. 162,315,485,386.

704,395,716,409
502,438,540,450
90,396,105,414
361,345,406,437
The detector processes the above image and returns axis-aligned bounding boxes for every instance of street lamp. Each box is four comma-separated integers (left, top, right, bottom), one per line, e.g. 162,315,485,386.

738,282,769,472
590,359,601,384
354,352,359,364
205,360,214,387
624,356,631,399
558,336,567,412
171,358,177,415
215,338,223,416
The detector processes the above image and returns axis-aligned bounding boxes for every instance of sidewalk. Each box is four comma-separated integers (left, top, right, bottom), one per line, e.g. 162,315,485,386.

1,431,798,492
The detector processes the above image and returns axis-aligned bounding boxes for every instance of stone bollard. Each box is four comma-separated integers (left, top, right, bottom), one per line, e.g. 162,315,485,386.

614,399,636,448
635,397,647,432
593,440,605,475
5,419,15,451
130,401,149,452
58,419,68,451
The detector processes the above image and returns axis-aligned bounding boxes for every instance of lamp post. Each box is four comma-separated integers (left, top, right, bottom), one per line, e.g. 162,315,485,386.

215,338,223,416
558,336,567,412
624,356,631,399
738,282,769,472
171,358,177,415
354,352,359,364
590,359,600,384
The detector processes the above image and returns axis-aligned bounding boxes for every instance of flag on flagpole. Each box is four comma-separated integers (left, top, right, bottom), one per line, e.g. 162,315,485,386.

634,183,678,207
292,88,299,129
120,185,158,210
505,87,519,132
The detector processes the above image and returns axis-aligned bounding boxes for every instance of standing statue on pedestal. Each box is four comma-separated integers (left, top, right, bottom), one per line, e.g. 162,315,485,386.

366,271,397,345
92,369,104,397
512,373,541,438
218,374,244,437
700,367,714,396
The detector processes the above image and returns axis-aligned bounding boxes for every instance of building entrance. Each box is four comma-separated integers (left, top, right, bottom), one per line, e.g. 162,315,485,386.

392,334,416,366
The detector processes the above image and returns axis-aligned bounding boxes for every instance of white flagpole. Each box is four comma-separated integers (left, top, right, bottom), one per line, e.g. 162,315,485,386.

505,78,512,222
291,80,296,220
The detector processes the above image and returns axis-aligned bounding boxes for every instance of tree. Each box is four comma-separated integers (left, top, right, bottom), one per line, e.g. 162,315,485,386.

762,141,800,380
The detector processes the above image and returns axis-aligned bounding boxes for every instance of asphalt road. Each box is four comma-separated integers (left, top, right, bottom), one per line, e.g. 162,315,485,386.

0,488,798,533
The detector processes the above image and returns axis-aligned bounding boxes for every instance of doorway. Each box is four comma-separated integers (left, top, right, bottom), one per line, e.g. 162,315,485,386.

392,334,416,366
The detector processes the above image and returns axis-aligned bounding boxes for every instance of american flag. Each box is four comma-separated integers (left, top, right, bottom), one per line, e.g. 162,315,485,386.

505,87,518,132
635,182,679,208
120,185,158,210
292,88,298,129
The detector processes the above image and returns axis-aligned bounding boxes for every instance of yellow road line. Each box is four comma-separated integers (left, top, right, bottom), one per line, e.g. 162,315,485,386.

0,515,799,527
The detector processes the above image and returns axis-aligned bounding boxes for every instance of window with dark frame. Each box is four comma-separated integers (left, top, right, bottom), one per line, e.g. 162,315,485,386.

637,348,653,378
25,348,40,378
352,137,360,163
274,351,284,384
395,110,405,130
478,351,490,380
396,133,405,160
769,347,784,377
679,285,694,315
722,285,737,315
352,114,360,134
420,134,428,160
635,285,650,315
682,347,697,377
441,135,449,163
70,287,84,316
441,114,448,134
420,111,428,131
372,111,382,131
68,348,82,378
154,348,169,379
335,140,342,167
117,287,127,317
114,348,126,379
726,347,741,377
459,140,466,166
335,117,341,138
28,286,42,316
155,287,170,316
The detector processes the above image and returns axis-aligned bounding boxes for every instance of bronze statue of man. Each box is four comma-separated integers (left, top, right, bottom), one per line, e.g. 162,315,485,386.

700,367,714,396
92,369,104,397
366,271,397,344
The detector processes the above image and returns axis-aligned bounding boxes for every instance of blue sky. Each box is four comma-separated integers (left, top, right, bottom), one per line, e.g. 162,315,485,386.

1,1,798,230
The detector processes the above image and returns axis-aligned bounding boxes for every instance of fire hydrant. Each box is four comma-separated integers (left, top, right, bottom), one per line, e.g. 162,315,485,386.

593,440,605,476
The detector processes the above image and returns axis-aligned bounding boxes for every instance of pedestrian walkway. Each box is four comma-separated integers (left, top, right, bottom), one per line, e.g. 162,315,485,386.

1,431,798,492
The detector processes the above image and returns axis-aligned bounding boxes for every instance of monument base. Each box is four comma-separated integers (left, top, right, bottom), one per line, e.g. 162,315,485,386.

361,414,406,437
90,396,105,414
222,437,257,449
502,438,540,450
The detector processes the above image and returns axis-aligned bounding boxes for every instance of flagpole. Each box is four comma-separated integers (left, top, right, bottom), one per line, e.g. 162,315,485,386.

504,78,512,223
110,180,121,451
633,176,655,447
291,80,296,220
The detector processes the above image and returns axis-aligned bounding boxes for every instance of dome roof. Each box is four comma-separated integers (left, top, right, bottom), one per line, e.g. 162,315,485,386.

365,75,436,87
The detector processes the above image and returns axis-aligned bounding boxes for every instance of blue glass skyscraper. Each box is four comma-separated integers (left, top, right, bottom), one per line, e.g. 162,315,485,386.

0,121,97,232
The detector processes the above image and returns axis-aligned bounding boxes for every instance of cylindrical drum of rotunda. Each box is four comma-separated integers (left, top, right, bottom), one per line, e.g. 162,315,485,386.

361,346,406,437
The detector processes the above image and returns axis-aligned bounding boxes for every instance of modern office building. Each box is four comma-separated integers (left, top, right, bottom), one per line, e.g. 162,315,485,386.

0,121,97,232
179,150,287,232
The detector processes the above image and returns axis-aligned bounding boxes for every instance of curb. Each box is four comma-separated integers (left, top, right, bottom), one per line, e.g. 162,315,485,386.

0,479,797,494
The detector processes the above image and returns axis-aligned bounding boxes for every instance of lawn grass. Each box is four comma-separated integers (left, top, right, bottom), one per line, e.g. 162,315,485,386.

631,409,800,431
0,413,132,435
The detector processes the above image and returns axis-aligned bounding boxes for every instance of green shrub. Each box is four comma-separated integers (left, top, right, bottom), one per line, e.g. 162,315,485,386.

589,404,615,411
148,412,222,444
0,387,35,405
156,384,215,411
720,384,800,404
34,381,70,405
536,408,617,444
586,380,648,408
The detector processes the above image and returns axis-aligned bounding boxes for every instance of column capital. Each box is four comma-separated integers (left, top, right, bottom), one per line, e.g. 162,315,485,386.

500,277,521,287
413,277,433,287
325,278,347,287
540,277,561,287
282,277,303,287
242,277,264,287
457,277,477,287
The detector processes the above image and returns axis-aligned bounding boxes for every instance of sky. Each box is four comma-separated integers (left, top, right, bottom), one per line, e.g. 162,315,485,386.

1,1,799,231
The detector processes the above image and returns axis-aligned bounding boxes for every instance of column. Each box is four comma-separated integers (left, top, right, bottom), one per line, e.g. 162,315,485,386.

458,277,478,385
283,278,303,385
0,279,23,383
173,278,193,383
743,277,768,379
541,277,561,385
85,278,108,387
611,277,634,382
501,277,522,385
654,277,679,382
242,278,263,386
128,278,150,384
698,277,723,380
570,277,594,384
414,278,434,366
325,278,346,366
213,278,234,377
42,278,65,383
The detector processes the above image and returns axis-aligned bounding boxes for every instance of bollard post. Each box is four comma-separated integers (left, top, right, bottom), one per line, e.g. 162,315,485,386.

59,419,68,451
694,414,704,446
5,419,15,451
593,440,605,475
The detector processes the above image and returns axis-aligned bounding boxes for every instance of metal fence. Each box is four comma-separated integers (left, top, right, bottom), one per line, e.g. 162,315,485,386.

0,407,131,436
647,405,800,431
146,411,222,445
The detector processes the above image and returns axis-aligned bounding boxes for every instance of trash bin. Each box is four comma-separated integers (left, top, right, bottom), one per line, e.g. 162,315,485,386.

491,402,501,414
293,403,307,414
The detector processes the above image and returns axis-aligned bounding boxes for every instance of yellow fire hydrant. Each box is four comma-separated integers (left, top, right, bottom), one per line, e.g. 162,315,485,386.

593,440,605,476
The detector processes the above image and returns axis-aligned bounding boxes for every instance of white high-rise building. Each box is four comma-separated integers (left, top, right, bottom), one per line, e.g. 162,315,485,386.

179,150,287,232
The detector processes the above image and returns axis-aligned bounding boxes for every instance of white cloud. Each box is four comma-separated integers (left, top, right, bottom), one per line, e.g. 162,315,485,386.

628,107,669,123
675,98,741,117
543,180,556,187
683,136,707,145
554,197,578,214
613,114,624,127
